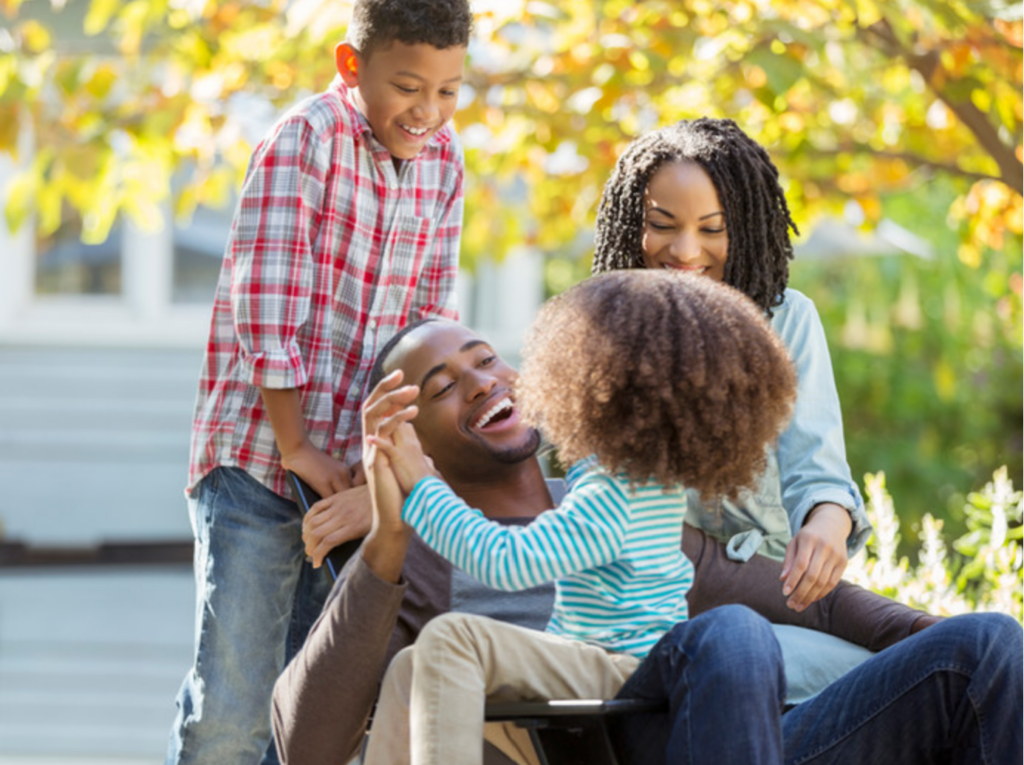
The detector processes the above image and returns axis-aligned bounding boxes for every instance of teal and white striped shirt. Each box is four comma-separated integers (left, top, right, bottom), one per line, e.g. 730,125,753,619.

402,461,694,658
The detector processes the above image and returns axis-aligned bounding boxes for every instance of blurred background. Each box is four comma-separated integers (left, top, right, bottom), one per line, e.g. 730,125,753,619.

0,0,1020,761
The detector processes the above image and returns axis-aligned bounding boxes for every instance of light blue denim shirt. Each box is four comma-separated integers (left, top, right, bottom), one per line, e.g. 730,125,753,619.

685,288,872,561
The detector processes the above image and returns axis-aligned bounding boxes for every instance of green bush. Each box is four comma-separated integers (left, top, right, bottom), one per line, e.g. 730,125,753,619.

846,467,1023,624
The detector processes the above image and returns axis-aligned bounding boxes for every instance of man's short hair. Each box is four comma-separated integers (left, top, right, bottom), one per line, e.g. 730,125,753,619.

367,318,438,391
348,0,473,59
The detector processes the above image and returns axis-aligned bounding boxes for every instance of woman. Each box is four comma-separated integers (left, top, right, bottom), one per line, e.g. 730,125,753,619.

593,117,866,611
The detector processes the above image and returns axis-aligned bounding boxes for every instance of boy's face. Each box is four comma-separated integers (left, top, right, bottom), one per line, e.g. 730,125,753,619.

337,40,467,161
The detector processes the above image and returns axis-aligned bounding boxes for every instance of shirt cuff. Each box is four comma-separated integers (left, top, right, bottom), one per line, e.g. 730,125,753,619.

239,339,309,389
402,475,448,525
791,490,873,557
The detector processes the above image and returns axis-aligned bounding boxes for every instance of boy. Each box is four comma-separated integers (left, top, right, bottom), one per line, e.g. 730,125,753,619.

166,2,473,763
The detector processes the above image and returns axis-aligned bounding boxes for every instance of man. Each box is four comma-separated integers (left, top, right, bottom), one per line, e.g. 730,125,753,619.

272,318,1020,765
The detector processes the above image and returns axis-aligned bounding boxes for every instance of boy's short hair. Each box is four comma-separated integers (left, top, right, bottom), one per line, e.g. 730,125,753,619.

348,0,473,58
516,271,796,498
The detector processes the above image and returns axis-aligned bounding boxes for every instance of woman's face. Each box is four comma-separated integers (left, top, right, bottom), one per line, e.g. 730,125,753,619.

640,160,729,282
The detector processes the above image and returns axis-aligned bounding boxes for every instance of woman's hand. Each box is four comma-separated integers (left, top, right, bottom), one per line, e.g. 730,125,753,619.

780,502,852,611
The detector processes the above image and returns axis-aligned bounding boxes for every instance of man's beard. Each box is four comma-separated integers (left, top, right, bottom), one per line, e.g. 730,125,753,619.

487,427,542,465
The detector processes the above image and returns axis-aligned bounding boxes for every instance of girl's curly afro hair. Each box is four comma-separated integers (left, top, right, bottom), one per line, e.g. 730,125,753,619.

516,270,796,499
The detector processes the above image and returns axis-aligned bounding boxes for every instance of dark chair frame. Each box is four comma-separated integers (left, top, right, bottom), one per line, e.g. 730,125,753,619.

485,699,666,765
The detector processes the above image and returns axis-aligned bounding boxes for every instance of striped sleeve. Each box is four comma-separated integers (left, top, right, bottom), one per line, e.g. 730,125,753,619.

402,475,630,592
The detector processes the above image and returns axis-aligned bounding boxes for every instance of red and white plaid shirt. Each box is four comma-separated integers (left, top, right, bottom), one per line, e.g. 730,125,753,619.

188,79,463,498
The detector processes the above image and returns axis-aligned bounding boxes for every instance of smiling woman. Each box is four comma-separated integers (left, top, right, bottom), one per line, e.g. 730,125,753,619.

640,160,729,282
592,118,869,615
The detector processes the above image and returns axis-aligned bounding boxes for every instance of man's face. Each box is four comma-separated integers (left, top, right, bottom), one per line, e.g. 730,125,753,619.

338,40,466,161
386,321,541,479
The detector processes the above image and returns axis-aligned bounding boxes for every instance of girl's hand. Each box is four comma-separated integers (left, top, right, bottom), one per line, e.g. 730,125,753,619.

302,485,371,569
361,368,429,496
367,420,432,496
780,503,852,611
361,369,420,535
361,370,420,465
365,433,407,537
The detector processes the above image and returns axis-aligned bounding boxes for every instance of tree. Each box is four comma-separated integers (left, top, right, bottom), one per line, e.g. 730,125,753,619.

1,0,1019,253
2,0,1021,538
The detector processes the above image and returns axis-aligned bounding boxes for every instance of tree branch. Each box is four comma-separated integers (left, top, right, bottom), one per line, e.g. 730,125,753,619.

799,146,1003,186
861,18,1023,195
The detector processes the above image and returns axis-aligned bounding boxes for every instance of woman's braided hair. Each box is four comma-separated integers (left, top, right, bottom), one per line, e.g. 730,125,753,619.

592,118,798,315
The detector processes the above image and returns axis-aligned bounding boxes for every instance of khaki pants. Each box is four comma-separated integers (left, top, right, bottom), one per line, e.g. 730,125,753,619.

363,613,641,765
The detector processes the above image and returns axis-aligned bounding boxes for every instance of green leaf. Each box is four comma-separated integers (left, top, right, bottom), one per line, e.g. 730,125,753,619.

746,45,804,97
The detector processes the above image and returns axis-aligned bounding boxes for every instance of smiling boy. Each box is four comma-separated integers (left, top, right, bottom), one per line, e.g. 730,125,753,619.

168,2,473,763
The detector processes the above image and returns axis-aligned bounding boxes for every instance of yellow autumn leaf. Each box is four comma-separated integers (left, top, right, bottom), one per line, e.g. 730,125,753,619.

854,0,883,27
84,0,120,37
933,359,957,402
85,64,118,100
19,19,51,53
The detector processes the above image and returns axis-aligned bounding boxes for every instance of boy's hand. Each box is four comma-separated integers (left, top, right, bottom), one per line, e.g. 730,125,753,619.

780,503,851,611
261,386,351,496
302,485,371,569
281,442,352,498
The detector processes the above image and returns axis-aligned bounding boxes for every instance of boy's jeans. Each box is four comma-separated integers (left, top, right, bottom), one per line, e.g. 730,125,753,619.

615,611,1023,765
165,467,333,765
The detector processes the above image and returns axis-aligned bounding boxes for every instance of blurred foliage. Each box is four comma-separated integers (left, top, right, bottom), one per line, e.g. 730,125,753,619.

847,468,1022,623
0,0,1021,544
790,175,1022,542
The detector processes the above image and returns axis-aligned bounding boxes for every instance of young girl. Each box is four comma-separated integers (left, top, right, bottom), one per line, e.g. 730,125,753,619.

592,117,868,611
362,270,798,765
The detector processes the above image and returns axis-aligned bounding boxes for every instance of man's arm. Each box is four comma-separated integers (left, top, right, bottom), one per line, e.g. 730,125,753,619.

273,376,445,764
271,551,407,765
683,523,928,651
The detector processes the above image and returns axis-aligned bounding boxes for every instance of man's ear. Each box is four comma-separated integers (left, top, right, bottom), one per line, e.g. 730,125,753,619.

335,42,360,86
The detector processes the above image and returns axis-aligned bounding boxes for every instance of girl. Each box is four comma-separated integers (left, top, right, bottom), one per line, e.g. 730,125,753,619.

593,117,867,611
362,270,799,764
